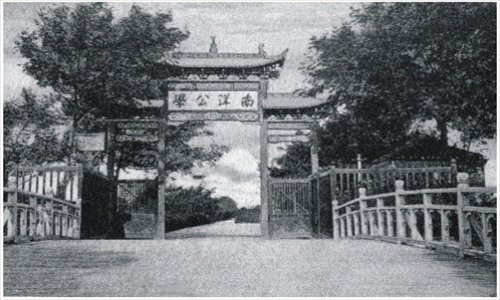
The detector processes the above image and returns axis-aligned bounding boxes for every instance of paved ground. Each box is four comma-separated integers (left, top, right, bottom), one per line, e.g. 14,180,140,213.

3,220,497,297
165,219,261,238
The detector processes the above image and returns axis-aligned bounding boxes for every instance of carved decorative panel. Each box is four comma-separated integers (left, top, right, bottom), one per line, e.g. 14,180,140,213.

268,135,309,143
168,111,259,122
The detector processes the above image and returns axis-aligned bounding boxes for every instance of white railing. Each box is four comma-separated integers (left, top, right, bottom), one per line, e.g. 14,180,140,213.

3,187,81,243
332,173,496,259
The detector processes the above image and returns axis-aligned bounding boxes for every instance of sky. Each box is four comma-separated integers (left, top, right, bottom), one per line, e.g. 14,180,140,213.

3,2,497,207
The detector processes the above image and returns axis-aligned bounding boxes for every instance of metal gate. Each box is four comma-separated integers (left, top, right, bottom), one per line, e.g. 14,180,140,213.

268,178,313,238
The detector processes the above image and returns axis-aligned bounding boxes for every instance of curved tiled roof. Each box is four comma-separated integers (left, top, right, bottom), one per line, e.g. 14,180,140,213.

160,49,288,69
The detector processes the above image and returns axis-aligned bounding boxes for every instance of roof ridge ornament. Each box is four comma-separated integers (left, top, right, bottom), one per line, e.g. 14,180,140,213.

209,36,218,54
258,43,267,57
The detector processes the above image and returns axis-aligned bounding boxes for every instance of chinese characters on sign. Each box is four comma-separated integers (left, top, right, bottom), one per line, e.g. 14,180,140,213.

168,91,258,111
115,121,160,143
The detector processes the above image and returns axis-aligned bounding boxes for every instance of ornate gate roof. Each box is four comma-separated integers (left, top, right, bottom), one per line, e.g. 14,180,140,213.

161,50,288,70
157,38,288,79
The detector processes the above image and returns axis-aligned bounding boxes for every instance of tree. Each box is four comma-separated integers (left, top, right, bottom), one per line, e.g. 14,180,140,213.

16,3,227,178
304,2,496,150
16,3,188,149
274,3,495,177
3,89,66,183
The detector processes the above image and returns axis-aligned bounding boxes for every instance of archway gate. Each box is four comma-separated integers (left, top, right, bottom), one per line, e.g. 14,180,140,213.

101,41,325,239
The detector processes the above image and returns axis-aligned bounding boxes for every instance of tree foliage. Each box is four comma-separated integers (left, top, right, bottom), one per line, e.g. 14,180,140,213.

274,3,495,178
16,3,227,177
17,3,188,127
304,2,496,149
3,89,66,183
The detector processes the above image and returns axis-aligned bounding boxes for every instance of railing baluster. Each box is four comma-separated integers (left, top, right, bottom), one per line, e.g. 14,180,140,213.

340,216,346,238
377,199,384,236
387,210,394,237
457,173,469,257
346,206,353,237
368,210,375,236
353,212,360,236
423,193,433,243
332,200,339,239
441,210,450,243
395,180,405,244
359,188,368,235
482,213,493,254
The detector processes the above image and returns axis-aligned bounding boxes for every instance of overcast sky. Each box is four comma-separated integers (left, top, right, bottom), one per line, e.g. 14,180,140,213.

3,2,496,207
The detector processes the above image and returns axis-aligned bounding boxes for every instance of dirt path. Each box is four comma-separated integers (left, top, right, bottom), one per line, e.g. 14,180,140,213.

3,222,496,297
165,219,260,238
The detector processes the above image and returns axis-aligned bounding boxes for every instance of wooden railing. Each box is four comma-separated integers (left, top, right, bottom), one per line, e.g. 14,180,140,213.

320,164,456,205
9,165,83,204
332,173,496,260
308,164,456,238
3,187,81,243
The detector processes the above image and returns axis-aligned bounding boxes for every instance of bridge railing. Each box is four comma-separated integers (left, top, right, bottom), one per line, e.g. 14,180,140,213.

4,165,83,243
320,162,456,205
332,173,496,259
3,187,81,243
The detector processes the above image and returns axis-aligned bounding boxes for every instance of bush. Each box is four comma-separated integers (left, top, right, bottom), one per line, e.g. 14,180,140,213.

235,206,261,223
164,186,238,232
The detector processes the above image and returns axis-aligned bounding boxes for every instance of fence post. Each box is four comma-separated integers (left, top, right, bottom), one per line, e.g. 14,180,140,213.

359,187,368,235
440,210,450,243
386,207,394,237
356,154,362,183
457,172,469,258
423,193,433,245
48,199,54,236
316,174,321,237
13,166,19,242
29,196,37,237
330,166,337,238
346,206,352,237
450,159,458,186
332,200,339,239
395,180,405,244
377,198,384,236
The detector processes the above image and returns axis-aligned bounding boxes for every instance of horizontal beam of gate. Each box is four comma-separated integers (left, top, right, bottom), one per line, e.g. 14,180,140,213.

268,135,309,143
267,122,312,130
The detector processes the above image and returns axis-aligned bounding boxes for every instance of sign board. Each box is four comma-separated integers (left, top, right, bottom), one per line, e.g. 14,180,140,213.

267,122,312,130
76,133,106,151
115,135,159,142
168,111,259,122
114,121,160,144
268,135,309,144
168,91,259,111
165,81,261,122
116,122,159,129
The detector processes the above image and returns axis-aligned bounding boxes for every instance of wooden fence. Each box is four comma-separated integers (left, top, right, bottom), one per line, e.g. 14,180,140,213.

117,179,157,214
324,165,456,204
3,187,81,243
332,173,496,260
4,165,114,242
8,165,83,204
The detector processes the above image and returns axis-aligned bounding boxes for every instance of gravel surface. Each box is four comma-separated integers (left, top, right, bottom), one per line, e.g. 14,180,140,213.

4,221,496,297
